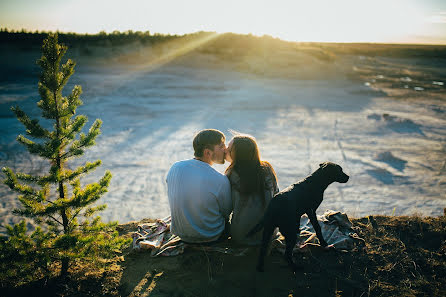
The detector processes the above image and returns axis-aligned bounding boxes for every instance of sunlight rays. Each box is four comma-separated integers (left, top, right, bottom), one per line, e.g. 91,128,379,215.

108,32,219,80
124,32,219,74
96,32,221,92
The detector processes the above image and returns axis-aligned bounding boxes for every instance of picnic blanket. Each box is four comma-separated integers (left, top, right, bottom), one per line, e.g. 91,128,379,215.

132,210,365,257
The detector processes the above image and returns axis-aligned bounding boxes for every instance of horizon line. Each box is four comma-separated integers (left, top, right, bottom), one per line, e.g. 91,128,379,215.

2,27,446,46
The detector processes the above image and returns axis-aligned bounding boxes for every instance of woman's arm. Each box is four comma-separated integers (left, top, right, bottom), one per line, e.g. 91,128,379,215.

263,161,279,194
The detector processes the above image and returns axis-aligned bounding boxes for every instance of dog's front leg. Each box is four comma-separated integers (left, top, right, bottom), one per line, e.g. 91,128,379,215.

307,209,328,247
296,215,301,235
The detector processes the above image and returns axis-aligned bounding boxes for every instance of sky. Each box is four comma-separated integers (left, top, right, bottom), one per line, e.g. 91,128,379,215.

1,0,446,44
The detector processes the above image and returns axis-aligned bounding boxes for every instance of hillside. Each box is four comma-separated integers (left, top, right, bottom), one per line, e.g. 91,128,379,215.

2,31,446,82
1,213,445,297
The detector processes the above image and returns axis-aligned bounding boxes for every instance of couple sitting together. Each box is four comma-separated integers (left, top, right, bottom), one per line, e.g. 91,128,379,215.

166,128,278,245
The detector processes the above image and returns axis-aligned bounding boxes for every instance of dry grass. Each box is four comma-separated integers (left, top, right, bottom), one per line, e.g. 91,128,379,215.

2,212,445,296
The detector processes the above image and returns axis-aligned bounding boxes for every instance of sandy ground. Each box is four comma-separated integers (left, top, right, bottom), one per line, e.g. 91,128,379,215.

0,44,445,230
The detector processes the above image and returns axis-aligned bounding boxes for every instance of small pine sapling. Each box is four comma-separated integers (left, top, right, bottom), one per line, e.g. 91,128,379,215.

1,34,130,280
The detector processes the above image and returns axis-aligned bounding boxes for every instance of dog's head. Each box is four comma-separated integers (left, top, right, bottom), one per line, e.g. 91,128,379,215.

319,162,349,183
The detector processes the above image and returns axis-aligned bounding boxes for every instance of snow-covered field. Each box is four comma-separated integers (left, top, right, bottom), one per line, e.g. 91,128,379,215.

1,49,445,228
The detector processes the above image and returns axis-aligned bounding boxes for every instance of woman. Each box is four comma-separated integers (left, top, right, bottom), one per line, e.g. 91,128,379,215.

225,134,279,245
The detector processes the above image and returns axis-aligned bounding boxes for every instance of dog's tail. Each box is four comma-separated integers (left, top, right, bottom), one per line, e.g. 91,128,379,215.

246,219,264,237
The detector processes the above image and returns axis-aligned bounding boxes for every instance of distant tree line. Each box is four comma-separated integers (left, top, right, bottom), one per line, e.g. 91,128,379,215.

1,28,446,60
0,28,182,49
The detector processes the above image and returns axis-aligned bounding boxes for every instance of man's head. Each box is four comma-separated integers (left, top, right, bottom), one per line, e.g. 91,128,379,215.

193,129,226,165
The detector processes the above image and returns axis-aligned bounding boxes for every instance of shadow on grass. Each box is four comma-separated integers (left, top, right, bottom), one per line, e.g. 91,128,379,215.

118,245,364,297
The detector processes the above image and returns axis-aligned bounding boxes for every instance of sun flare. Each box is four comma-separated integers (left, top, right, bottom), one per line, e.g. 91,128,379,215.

0,0,444,44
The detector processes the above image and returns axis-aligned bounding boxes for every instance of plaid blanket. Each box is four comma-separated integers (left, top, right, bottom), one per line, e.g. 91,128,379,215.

132,210,365,256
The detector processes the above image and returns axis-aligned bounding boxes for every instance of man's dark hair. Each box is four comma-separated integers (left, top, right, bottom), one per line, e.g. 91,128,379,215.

193,129,225,158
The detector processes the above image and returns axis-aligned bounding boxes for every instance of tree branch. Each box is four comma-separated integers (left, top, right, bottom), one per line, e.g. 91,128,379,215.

48,214,64,226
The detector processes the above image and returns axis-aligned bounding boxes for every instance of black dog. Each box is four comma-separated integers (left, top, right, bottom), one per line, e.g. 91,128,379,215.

247,162,349,272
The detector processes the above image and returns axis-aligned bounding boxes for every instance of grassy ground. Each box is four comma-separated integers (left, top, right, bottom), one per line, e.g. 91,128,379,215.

1,213,445,297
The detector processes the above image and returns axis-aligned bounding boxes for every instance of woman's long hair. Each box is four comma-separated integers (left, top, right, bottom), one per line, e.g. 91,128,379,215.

225,135,277,196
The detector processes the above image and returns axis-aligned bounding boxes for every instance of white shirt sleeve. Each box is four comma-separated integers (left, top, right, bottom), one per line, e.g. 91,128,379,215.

217,176,232,219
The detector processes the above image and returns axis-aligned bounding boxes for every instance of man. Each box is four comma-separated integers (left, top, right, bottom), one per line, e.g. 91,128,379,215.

166,129,232,243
